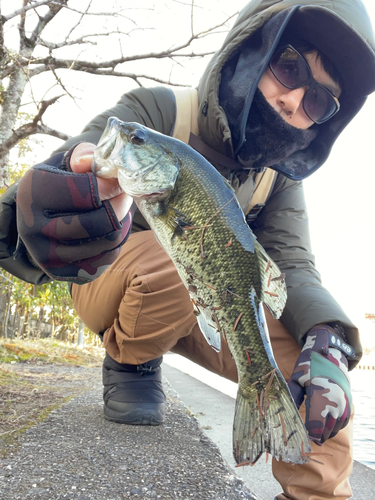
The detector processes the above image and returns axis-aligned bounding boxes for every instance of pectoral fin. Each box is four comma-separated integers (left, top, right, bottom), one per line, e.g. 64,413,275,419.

165,206,196,239
193,304,221,353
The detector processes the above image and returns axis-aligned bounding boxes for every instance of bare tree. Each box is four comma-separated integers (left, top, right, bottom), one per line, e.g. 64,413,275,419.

0,0,238,186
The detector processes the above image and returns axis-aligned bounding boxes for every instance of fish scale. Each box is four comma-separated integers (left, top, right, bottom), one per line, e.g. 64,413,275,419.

93,117,312,466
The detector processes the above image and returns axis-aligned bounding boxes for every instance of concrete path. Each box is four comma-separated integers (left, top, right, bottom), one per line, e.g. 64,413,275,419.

0,365,255,500
1,358,373,499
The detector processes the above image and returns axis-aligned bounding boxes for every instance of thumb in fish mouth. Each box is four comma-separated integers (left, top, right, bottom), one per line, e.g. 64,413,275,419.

70,142,96,173
70,141,133,219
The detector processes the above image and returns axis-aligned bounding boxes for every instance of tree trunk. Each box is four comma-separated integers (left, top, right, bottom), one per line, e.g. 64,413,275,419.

25,311,32,339
77,321,85,348
18,316,25,339
9,311,15,339
2,294,10,339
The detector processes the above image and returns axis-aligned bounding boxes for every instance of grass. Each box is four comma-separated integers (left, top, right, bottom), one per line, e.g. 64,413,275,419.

0,337,105,456
0,337,104,366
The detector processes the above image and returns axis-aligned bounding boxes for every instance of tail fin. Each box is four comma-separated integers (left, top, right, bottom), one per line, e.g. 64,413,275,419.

233,369,311,466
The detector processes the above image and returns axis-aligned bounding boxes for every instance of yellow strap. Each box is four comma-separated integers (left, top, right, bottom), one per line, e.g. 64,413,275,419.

170,87,199,143
171,86,275,215
246,168,276,214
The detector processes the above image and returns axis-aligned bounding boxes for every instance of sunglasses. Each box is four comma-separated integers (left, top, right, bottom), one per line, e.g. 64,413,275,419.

269,45,340,124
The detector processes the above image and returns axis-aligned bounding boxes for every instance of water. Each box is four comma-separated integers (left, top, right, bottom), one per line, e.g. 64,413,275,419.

351,368,375,470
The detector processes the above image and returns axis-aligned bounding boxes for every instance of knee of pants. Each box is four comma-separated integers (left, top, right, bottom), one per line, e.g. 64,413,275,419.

77,231,199,363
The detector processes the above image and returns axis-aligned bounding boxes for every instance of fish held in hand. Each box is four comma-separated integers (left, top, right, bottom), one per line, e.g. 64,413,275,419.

93,117,311,466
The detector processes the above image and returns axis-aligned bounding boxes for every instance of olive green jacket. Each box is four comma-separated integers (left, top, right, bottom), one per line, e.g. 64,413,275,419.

2,0,375,366
50,85,362,366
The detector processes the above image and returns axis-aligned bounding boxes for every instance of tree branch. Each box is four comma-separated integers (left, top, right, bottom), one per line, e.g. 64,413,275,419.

0,95,69,156
24,44,215,72
64,0,90,41
2,1,55,22
50,67,78,103
0,0,239,186
55,5,140,24
18,0,28,50
1,7,235,82
2,48,215,81
33,123,70,141
29,62,198,86
37,31,130,50
27,0,67,48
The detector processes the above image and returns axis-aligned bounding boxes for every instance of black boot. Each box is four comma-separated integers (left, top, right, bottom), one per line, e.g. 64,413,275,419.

102,353,166,425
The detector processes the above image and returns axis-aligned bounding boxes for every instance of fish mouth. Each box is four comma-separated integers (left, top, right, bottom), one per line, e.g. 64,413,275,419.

119,153,164,180
117,160,177,199
94,117,180,199
92,119,123,178
132,188,172,202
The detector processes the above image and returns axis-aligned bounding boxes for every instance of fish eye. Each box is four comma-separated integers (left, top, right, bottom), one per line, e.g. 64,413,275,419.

130,129,146,144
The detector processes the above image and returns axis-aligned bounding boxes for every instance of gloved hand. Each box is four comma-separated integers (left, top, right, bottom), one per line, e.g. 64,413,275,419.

288,324,355,445
16,143,135,283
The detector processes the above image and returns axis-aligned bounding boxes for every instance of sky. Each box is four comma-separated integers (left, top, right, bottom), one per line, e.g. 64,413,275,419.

301,2,375,346
3,0,375,346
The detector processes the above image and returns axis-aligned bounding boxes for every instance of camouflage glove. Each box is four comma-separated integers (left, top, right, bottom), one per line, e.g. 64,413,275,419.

288,325,355,445
16,150,133,284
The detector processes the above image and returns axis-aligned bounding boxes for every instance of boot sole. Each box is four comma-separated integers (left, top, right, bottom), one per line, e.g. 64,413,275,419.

103,402,165,426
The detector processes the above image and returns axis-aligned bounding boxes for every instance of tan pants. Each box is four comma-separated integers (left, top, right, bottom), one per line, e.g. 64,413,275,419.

72,230,353,500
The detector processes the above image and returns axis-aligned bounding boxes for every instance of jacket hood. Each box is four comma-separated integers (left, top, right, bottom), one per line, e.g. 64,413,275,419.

197,0,375,180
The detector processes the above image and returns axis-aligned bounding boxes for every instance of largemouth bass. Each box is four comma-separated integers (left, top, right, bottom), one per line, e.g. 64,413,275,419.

93,117,311,466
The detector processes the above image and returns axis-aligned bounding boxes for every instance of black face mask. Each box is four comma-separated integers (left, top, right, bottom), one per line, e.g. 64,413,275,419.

218,10,324,180
235,88,318,171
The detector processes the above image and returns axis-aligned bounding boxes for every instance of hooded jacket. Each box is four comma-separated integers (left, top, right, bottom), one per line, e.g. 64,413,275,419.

1,0,374,367
197,0,375,180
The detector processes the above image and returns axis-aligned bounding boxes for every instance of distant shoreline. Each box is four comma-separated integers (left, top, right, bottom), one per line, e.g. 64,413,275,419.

356,354,375,371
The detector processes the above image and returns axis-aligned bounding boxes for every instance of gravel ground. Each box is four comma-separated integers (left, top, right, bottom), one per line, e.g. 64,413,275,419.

0,364,256,500
1,362,100,446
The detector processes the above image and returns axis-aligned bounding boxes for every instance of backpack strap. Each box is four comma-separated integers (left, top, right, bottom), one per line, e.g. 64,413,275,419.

170,87,199,143
170,86,277,219
245,169,277,221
